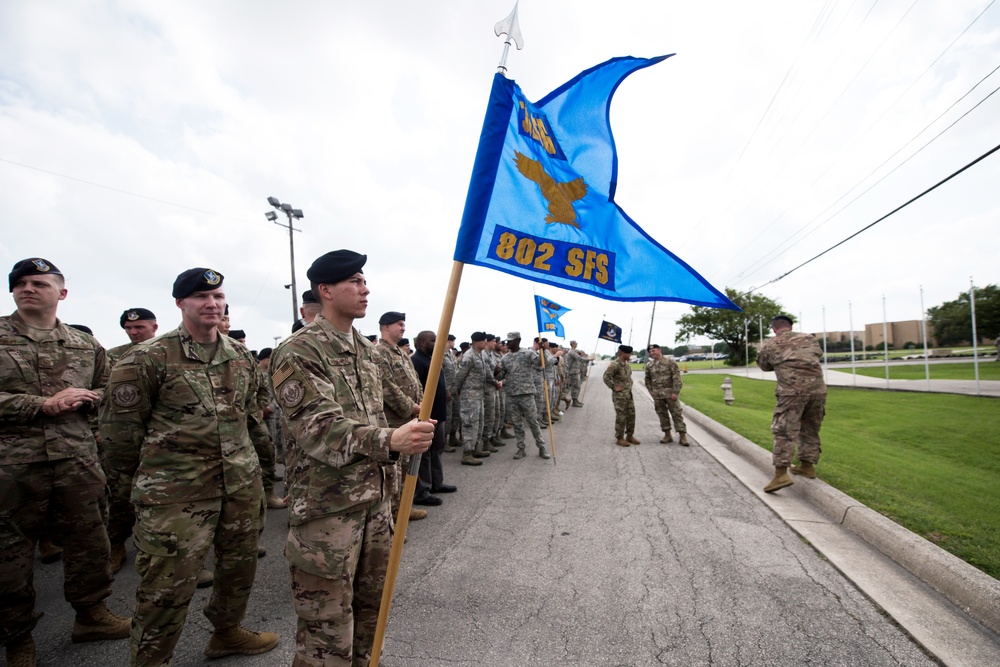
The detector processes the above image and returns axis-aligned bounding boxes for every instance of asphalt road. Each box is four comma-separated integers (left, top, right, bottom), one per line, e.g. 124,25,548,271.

22,366,942,667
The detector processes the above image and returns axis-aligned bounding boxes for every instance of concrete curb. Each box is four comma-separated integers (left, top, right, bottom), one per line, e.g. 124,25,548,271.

682,403,1000,637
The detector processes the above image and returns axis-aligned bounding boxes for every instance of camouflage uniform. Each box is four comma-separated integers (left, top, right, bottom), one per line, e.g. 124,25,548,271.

533,350,556,425
482,349,500,443
643,357,686,435
376,339,421,514
0,313,114,645
498,349,545,454
556,356,570,406
603,358,635,439
757,331,827,467
455,348,487,454
107,342,135,368
103,341,142,547
251,363,278,495
441,347,459,441
270,316,398,667
564,350,581,401
100,324,265,666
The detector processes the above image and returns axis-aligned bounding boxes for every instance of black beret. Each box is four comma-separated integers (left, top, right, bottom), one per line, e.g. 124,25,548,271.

9,258,63,292
257,347,272,361
398,338,409,347
69,324,93,335
306,250,366,284
172,268,224,299
224,304,230,315
291,319,305,333
366,334,378,342
120,308,156,328
379,311,405,326
229,330,246,340
770,315,794,327
459,342,470,350
619,345,633,354
301,290,318,304
470,331,487,342
447,334,456,341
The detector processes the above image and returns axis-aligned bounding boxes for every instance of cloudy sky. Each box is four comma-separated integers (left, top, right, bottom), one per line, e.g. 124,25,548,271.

2,0,998,353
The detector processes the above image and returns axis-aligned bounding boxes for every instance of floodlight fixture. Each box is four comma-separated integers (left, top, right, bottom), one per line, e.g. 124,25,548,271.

280,203,292,212
292,209,304,219
267,196,281,207
265,211,278,222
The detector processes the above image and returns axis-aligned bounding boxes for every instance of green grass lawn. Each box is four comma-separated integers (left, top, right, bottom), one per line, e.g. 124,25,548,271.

848,361,1000,381
678,374,1000,580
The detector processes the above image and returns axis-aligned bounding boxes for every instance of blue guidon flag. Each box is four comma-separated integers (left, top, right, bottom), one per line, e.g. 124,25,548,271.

534,295,569,338
453,55,739,310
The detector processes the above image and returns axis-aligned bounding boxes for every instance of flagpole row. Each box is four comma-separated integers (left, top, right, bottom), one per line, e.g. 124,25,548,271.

370,261,465,667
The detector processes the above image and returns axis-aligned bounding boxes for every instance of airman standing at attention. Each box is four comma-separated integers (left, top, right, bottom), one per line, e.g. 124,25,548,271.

441,334,460,451
107,308,159,367
1,258,131,667
497,333,549,460
603,345,639,447
269,250,433,667
101,267,279,666
455,332,490,465
756,315,827,494
103,308,161,574
644,344,688,446
376,311,432,519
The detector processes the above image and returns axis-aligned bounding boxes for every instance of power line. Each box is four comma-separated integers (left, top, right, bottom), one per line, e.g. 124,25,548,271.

0,157,254,225
733,73,1000,284
748,141,1000,292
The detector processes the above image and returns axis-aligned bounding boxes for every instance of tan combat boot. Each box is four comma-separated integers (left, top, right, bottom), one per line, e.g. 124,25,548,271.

660,431,673,444
204,625,279,658
763,467,794,494
265,492,288,509
109,542,127,574
791,461,816,478
71,602,131,643
38,538,62,564
678,432,689,447
572,399,584,407
409,509,428,521
461,453,483,466
5,634,35,667
197,567,215,588
615,437,630,447
626,434,641,445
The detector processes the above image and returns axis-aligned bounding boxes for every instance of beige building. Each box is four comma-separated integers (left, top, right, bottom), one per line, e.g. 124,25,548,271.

862,320,935,349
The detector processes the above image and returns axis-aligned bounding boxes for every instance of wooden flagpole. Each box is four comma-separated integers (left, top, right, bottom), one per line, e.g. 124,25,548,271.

537,335,558,463
370,261,464,666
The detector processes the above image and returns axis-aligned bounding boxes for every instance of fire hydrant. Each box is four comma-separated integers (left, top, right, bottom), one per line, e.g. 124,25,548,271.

721,377,734,405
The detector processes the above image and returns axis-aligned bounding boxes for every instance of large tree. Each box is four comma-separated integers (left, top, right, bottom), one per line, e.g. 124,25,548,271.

928,284,1000,346
675,288,785,366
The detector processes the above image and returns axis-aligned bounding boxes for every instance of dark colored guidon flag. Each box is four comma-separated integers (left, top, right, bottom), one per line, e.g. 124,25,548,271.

453,55,739,310
534,295,569,338
598,320,623,343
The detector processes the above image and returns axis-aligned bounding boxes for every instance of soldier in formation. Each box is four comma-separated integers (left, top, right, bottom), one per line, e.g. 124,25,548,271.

101,267,278,665
454,332,490,465
756,314,827,493
269,250,433,666
644,344,688,446
497,333,549,459
603,344,640,447
1,258,131,667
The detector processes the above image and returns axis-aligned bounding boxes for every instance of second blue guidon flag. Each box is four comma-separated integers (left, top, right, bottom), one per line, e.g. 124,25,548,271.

598,320,623,343
534,295,569,338
453,55,739,311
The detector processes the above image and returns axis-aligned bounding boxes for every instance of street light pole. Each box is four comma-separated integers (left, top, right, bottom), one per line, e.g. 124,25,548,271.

265,197,304,325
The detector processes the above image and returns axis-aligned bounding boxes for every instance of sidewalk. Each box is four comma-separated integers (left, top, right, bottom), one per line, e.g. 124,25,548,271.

693,363,1000,397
